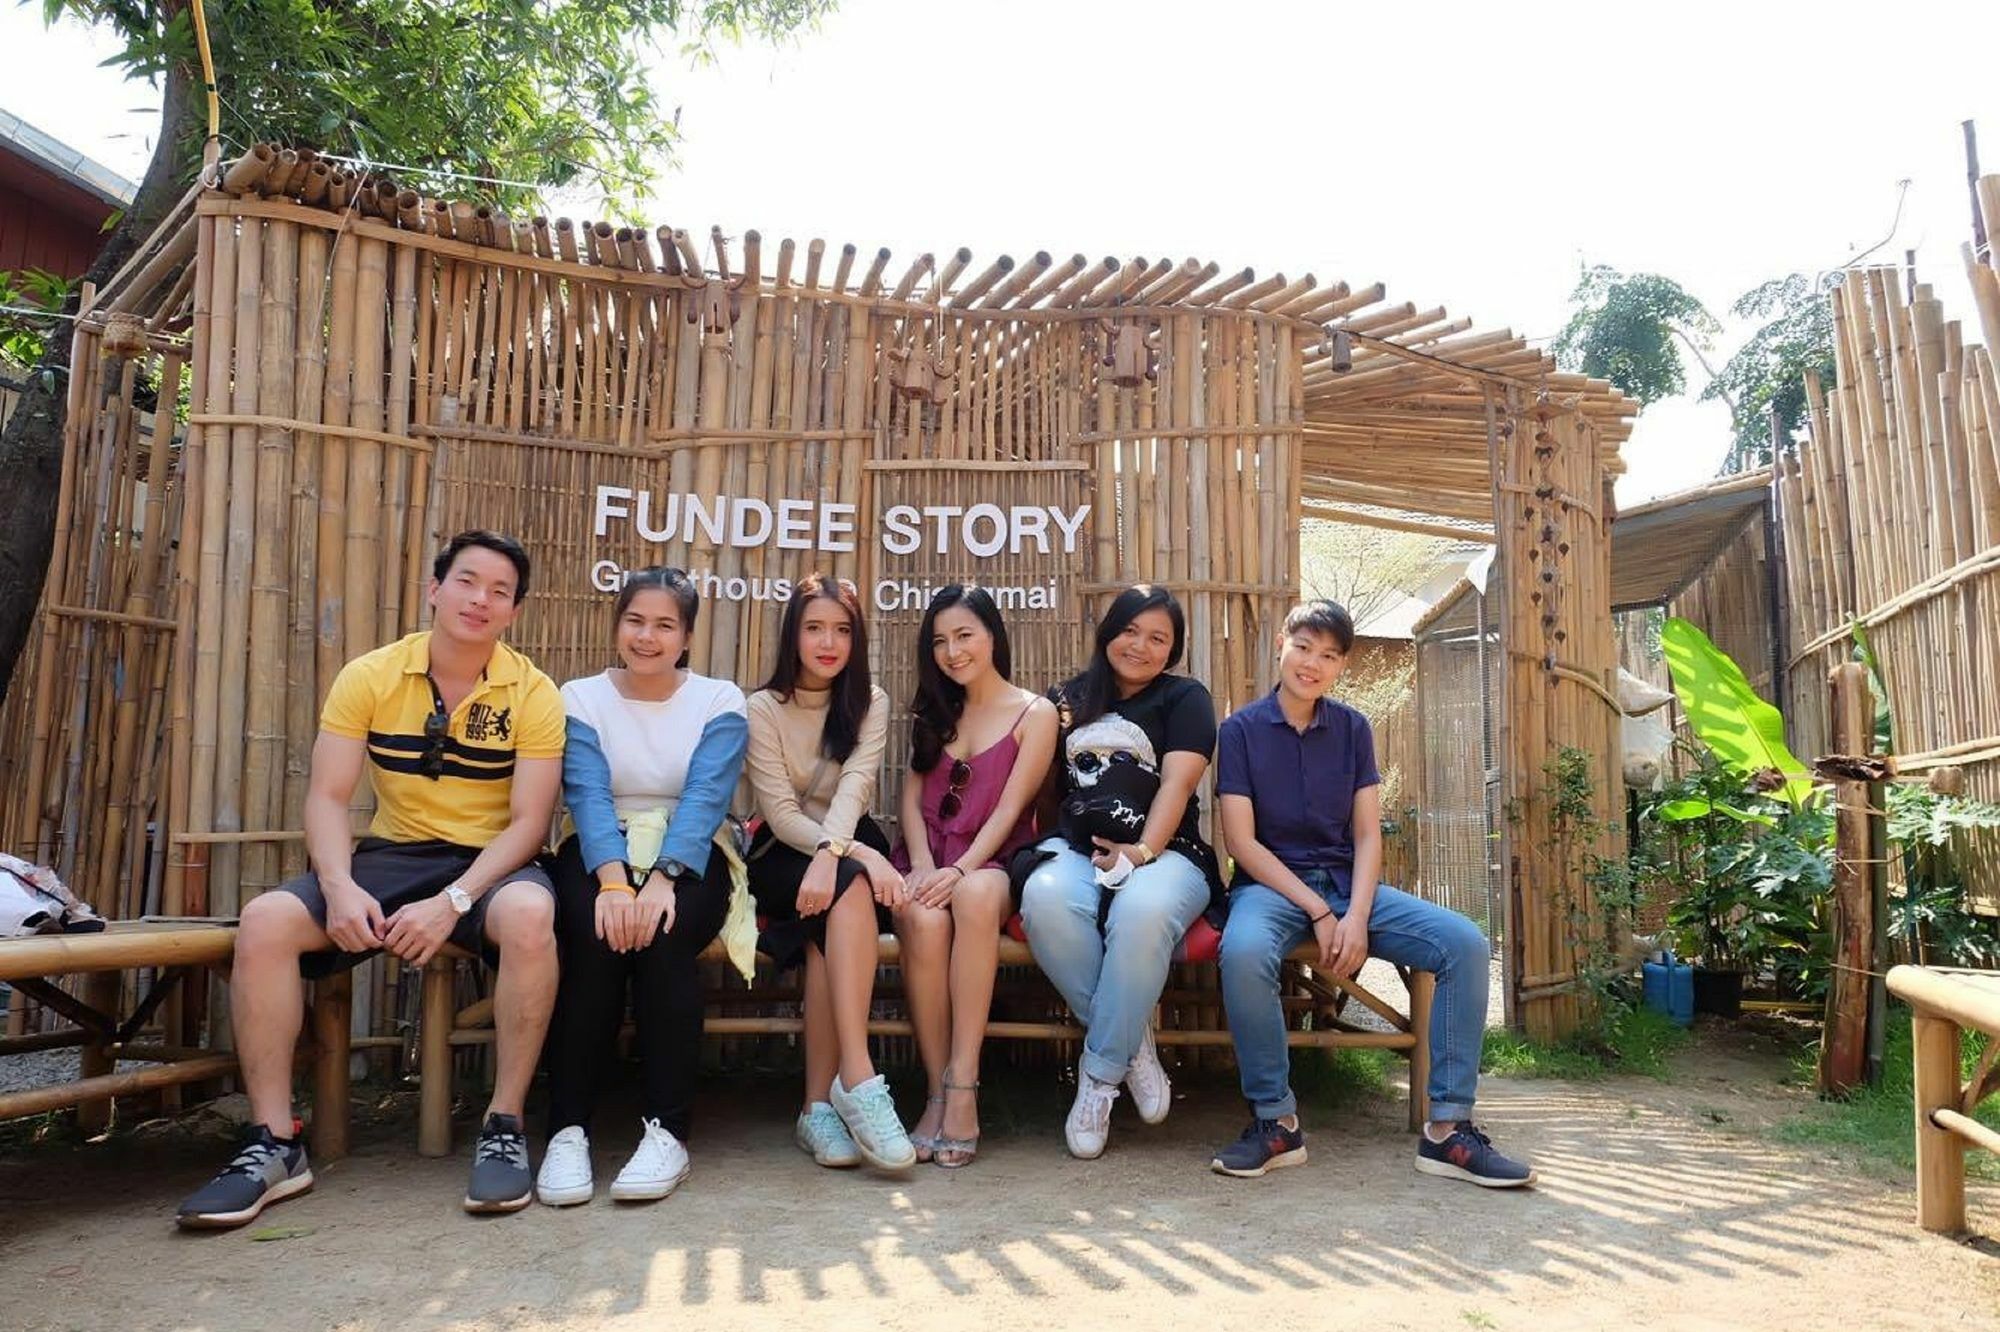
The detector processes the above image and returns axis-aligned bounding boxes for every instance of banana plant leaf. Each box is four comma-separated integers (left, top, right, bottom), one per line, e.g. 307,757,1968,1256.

1660,616,1816,808
1654,797,1778,826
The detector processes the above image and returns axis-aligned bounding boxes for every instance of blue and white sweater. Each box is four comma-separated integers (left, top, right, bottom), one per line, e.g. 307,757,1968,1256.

559,670,748,877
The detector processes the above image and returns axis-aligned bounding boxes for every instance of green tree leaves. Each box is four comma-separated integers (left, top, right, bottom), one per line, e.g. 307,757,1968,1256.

46,0,831,212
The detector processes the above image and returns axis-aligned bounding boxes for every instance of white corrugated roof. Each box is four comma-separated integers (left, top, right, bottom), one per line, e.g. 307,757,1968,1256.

0,106,136,208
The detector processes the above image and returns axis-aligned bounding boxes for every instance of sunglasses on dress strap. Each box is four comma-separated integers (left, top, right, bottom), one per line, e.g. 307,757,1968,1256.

938,758,974,820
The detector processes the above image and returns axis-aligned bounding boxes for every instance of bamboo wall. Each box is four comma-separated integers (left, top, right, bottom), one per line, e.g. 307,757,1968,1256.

1,153,1630,1044
1778,175,2000,913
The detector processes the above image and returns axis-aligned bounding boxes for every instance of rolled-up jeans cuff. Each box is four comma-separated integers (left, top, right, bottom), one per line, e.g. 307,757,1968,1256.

1080,1049,1130,1086
1253,1092,1298,1122
1427,1100,1474,1123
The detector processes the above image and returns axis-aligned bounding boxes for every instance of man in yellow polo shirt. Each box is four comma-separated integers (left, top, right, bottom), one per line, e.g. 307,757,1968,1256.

178,531,564,1228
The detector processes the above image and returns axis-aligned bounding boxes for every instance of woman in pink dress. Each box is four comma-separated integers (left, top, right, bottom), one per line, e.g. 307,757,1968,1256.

894,585,1058,1167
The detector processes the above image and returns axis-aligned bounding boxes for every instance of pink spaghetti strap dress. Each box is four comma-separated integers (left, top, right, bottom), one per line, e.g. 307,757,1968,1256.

893,702,1040,874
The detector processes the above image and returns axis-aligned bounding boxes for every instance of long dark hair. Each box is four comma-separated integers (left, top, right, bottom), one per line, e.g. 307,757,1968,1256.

909,584,1011,773
759,573,873,762
614,567,699,669
1059,583,1186,728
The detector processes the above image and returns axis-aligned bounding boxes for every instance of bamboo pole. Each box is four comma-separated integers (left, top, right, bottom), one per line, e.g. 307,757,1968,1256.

241,215,297,894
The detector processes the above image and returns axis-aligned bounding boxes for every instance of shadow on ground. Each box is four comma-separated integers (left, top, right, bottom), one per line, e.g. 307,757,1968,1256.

2,1050,1995,1332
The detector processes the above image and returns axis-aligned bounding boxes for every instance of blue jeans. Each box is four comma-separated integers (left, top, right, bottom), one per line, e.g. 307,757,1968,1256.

1219,870,1489,1122
1019,839,1211,1086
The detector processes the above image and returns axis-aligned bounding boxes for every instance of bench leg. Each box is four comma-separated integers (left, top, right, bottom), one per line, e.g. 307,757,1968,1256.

311,971,352,1163
1406,970,1435,1132
76,971,122,1136
1913,1012,1966,1234
418,958,455,1158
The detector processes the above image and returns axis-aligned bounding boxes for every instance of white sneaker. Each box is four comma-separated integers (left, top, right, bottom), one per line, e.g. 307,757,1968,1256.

795,1101,862,1168
535,1125,594,1206
1125,1028,1172,1125
829,1074,917,1170
609,1118,690,1201
1065,1066,1120,1160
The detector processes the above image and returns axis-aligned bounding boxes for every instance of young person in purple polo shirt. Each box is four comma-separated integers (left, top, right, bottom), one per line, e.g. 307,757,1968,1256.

1210,600,1534,1187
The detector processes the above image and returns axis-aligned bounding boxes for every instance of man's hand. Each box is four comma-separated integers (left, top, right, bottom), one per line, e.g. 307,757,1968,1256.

323,880,385,953
632,871,678,948
797,850,838,917
1324,911,1369,980
382,892,458,968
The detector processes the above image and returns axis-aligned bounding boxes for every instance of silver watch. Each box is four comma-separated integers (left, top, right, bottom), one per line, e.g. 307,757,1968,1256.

444,885,473,915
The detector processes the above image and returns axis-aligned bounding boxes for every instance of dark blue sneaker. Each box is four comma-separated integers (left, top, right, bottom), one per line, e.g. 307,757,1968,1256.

176,1125,313,1229
1415,1121,1536,1188
1209,1117,1307,1178
465,1113,534,1213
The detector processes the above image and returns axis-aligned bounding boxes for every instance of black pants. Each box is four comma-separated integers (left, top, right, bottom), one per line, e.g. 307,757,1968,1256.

545,835,731,1140
745,816,893,970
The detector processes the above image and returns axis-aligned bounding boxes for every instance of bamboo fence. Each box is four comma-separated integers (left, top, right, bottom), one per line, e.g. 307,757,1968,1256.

0,144,1634,1046
1777,174,2000,912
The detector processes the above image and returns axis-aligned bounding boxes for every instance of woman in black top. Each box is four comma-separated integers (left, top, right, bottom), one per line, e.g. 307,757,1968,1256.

1017,585,1222,1160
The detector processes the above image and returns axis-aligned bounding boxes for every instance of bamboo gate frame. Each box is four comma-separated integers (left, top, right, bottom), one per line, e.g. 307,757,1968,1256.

1776,173,2000,916
0,145,1635,1054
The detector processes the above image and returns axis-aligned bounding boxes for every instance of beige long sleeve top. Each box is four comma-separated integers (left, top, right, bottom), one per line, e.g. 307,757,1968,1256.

744,684,890,854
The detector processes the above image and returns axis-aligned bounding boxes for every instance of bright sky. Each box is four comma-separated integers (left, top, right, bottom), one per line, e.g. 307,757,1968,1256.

7,0,1996,506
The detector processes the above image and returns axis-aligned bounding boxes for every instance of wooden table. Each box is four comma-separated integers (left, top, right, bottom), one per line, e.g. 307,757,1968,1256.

0,920,238,1129
1885,965,2000,1233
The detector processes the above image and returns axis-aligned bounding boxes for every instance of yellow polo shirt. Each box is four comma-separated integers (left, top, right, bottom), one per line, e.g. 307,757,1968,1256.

320,632,565,847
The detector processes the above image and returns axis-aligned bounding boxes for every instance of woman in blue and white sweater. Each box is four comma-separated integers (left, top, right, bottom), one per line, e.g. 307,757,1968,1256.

535,568,747,1207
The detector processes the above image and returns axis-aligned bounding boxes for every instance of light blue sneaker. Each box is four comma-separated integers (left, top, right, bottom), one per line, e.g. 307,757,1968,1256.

829,1074,917,1171
795,1101,861,1168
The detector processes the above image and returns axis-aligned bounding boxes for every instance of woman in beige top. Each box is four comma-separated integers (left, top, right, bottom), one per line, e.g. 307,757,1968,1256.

743,574,915,1171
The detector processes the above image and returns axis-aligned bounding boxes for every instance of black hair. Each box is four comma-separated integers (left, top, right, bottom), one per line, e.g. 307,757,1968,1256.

909,584,1012,773
1057,583,1186,729
1283,599,1356,654
614,567,700,669
759,572,873,762
433,530,532,602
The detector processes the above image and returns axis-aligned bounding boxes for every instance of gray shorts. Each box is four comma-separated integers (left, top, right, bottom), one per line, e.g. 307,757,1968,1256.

277,837,555,978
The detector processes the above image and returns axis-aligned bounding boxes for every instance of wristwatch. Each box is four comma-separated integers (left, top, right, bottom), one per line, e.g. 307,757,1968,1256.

660,858,688,882
815,837,852,858
444,885,472,915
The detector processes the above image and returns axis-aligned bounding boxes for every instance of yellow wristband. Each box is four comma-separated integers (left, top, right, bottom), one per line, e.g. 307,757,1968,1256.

598,883,637,897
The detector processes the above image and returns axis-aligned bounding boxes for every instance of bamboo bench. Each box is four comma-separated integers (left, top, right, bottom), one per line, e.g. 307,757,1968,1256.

377,930,1436,1160
1885,964,2000,1234
0,921,242,1129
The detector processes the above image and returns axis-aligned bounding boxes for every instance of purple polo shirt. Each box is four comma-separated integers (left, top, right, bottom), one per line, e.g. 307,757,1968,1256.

1215,691,1380,884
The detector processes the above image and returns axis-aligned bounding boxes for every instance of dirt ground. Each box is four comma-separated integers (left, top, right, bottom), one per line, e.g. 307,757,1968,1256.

3,1033,1997,1332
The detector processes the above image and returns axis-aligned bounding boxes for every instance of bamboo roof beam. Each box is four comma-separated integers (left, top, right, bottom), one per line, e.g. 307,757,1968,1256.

930,247,973,301
1221,272,1290,309
951,254,1015,306
1050,257,1119,308
890,253,934,303
1186,267,1255,306
1252,274,1320,313
978,250,1049,307
828,241,854,293
859,246,892,296
1015,253,1088,308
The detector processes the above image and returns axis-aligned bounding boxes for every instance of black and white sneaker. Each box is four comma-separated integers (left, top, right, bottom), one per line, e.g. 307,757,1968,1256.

464,1113,534,1214
176,1126,314,1229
